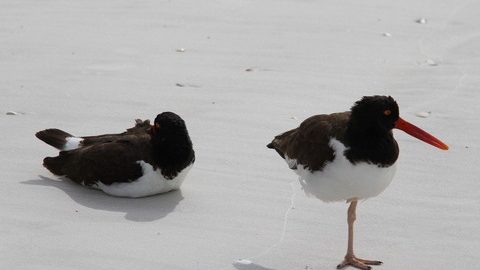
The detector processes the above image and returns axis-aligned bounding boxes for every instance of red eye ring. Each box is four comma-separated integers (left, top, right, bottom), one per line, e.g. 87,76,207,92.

384,110,391,116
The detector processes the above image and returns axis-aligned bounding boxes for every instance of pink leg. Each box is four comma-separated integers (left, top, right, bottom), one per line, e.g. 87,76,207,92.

336,200,383,270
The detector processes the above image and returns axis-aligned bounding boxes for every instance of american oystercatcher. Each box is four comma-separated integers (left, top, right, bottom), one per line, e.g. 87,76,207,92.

267,96,448,270
36,112,195,198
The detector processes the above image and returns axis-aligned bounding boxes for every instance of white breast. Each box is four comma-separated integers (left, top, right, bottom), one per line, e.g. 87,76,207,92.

95,161,193,198
287,138,397,202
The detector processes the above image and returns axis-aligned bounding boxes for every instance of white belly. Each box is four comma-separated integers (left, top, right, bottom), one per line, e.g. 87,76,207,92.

95,161,192,198
287,138,397,202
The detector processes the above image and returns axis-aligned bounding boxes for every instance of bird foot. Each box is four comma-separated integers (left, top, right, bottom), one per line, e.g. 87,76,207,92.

337,256,382,270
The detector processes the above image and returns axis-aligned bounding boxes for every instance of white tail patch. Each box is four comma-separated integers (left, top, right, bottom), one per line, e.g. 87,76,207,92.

63,137,83,151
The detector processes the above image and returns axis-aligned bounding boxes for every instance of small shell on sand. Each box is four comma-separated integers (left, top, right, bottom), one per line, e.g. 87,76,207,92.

382,32,392,37
416,18,427,24
176,83,201,88
176,48,185,52
6,111,19,115
234,259,252,265
426,59,438,66
415,111,431,118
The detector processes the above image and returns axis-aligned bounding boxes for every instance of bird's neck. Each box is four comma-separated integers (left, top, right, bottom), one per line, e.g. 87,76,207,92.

151,132,194,179
344,124,399,167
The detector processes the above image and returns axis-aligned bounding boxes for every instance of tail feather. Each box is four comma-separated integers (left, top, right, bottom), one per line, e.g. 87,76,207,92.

267,140,286,159
36,129,73,150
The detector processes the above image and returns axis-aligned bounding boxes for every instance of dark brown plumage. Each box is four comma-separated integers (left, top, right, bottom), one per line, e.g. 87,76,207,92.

36,119,151,150
267,95,448,270
268,112,349,171
267,96,403,171
43,133,152,186
36,112,195,197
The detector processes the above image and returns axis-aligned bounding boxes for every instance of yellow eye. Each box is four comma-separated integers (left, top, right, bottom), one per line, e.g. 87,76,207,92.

384,109,391,116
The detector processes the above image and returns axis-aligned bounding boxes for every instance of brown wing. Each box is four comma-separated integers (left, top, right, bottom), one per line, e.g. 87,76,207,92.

268,112,350,171
81,119,151,146
43,134,153,186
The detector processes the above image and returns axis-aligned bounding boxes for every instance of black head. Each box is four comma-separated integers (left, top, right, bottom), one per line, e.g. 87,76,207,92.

344,95,401,166
150,112,187,136
350,95,399,132
149,112,195,179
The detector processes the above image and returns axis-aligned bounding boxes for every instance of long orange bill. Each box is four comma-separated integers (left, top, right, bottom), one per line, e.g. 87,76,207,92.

395,117,449,150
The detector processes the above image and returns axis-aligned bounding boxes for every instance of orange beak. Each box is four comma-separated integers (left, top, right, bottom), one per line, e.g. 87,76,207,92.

395,117,449,150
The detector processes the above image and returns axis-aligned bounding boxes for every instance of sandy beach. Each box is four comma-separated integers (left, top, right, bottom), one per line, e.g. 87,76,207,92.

1,0,479,269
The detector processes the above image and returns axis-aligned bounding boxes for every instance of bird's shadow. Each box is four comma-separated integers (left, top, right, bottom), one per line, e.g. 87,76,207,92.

22,176,184,222
233,262,276,270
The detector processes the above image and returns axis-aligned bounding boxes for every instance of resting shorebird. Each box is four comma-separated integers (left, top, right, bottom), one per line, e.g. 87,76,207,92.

267,96,448,269
36,112,195,198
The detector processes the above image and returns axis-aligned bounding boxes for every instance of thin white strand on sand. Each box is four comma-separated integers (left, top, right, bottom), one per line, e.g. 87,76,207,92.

235,180,297,265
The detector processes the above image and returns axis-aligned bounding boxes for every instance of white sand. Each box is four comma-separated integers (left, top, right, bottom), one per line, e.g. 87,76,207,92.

1,0,479,269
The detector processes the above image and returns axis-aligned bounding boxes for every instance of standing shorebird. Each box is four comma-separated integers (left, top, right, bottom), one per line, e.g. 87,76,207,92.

267,96,448,270
36,112,195,198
